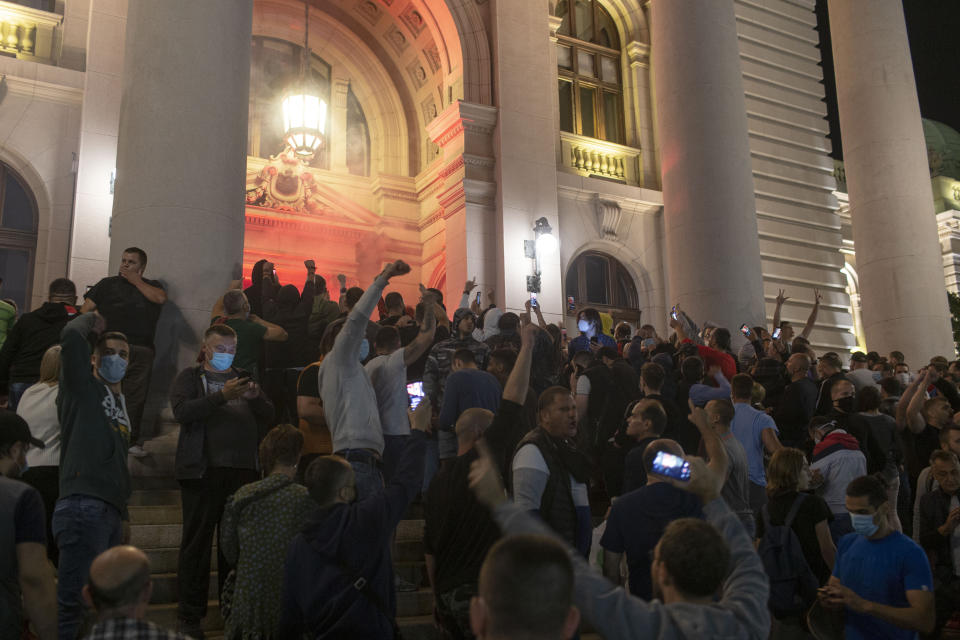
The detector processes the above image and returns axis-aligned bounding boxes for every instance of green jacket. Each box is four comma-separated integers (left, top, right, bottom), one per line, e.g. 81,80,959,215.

57,313,131,519
0,299,16,351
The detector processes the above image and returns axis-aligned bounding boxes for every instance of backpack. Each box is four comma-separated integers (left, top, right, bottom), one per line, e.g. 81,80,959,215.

758,494,820,618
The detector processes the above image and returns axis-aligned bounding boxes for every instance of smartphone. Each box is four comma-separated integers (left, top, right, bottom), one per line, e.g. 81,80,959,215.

740,323,751,338
475,291,482,306
670,305,678,321
772,327,782,340
530,293,538,308
589,336,598,345
651,451,691,482
406,381,425,410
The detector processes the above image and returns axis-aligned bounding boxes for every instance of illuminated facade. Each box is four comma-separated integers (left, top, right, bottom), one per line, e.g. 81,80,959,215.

0,0,953,374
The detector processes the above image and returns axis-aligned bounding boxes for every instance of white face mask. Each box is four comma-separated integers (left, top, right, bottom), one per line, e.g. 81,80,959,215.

578,320,591,333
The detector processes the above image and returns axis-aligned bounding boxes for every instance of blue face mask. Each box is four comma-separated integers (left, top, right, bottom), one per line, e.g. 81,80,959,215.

850,512,879,537
209,351,235,371
98,354,128,384
359,339,370,362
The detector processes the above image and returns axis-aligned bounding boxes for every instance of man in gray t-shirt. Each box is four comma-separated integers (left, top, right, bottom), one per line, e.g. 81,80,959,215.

704,399,755,537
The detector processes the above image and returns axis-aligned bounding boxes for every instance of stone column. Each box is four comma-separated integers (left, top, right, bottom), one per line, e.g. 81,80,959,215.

650,0,765,331
110,0,253,380
491,0,563,321
829,0,954,362
426,102,498,307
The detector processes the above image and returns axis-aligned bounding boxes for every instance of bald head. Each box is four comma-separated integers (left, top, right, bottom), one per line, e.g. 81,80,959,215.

84,546,152,617
456,408,495,454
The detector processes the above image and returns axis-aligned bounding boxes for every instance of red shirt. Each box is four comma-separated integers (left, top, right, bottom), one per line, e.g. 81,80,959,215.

685,341,737,380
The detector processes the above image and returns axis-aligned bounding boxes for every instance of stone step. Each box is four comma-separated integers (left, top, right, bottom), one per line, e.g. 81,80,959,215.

132,518,425,549
128,452,177,478
146,601,223,633
130,489,182,506
397,588,435,618
130,505,183,525
132,475,180,491
150,572,218,605
145,547,218,574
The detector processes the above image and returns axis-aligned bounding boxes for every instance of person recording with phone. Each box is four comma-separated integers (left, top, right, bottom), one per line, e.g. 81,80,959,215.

169,323,275,636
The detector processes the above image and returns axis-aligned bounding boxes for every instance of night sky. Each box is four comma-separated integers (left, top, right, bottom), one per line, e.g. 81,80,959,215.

815,0,960,160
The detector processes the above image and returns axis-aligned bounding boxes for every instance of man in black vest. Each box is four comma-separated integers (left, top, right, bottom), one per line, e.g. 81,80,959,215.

512,386,592,556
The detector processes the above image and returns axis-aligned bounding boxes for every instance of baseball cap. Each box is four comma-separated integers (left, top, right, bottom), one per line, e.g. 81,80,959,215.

0,411,44,449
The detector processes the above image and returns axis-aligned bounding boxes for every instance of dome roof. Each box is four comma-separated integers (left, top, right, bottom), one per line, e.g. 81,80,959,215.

923,118,960,179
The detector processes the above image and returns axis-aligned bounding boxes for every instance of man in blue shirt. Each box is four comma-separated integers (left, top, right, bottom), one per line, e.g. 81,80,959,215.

819,475,934,639
730,374,782,514
437,348,501,433
601,439,703,599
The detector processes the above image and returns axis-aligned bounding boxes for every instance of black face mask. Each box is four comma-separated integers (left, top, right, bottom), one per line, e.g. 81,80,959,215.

835,396,855,414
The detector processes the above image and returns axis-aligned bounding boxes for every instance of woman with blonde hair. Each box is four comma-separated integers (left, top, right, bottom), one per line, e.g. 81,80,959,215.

220,424,315,639
17,344,62,564
758,447,836,584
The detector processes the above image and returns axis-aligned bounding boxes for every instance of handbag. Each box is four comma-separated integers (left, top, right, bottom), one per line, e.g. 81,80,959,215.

220,477,293,620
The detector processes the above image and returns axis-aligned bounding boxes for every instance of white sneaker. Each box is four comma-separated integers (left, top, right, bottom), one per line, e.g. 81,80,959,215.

128,444,148,458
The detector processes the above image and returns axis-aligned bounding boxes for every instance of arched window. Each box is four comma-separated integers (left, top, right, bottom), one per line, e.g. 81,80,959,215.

565,251,638,319
346,86,371,177
0,162,38,312
249,36,332,169
554,0,624,144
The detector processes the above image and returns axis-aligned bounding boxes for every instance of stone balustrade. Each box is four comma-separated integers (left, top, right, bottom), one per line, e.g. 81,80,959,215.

560,131,642,186
0,1,62,64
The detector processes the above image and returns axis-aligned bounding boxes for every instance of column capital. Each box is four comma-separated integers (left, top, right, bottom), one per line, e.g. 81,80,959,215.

549,15,564,42
426,100,498,149
626,41,650,69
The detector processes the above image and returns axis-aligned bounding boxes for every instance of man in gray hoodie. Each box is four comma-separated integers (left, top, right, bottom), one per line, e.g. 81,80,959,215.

469,443,771,640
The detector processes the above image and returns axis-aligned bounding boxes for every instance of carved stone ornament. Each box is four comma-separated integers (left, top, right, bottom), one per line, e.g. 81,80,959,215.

596,198,622,239
245,147,324,214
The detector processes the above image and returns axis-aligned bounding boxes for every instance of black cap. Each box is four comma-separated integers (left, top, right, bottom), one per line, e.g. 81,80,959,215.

0,411,44,449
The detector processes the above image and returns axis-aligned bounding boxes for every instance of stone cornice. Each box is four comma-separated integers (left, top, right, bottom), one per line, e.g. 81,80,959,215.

2,71,83,105
426,100,498,147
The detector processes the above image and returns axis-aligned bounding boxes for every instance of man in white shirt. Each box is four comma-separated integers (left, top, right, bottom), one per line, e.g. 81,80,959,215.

364,285,437,481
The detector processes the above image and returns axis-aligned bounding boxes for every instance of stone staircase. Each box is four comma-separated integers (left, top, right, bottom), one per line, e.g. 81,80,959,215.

127,421,440,639
128,419,603,639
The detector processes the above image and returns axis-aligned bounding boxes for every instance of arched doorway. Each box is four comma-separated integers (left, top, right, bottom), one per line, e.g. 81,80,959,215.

0,162,38,312
565,250,639,322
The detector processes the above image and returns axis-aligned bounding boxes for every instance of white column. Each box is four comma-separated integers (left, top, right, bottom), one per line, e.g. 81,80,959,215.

490,0,563,321
68,0,127,293
829,0,954,362
110,0,253,371
650,0,765,332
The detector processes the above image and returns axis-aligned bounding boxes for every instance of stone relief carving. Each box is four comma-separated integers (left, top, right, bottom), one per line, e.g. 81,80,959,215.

355,0,381,25
407,59,428,88
421,96,438,125
399,4,426,37
424,42,441,73
385,27,408,54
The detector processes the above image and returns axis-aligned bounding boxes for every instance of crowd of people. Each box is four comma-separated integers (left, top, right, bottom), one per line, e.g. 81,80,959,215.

2,249,960,640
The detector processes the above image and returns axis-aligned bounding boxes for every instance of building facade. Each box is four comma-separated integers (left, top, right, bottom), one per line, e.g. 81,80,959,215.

0,0,952,414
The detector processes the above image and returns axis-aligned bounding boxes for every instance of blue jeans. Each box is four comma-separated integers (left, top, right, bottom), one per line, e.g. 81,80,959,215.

52,494,123,640
7,381,32,412
348,458,384,502
382,435,408,484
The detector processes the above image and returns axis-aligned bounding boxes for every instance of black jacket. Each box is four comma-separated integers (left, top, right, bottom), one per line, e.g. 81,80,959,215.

918,487,960,579
169,365,274,480
0,302,78,390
